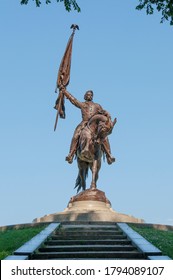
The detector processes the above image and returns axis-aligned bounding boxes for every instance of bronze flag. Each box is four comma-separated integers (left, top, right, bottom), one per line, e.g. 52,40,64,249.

54,24,79,131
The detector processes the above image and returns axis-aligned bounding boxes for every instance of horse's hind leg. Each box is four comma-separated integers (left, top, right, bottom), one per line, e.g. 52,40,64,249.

90,159,97,189
95,159,101,185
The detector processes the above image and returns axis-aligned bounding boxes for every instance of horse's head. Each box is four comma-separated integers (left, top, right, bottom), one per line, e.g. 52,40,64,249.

95,116,117,143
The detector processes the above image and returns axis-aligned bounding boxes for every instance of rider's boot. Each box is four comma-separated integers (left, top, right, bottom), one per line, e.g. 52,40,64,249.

102,138,115,165
65,138,78,164
106,154,115,165
65,154,74,164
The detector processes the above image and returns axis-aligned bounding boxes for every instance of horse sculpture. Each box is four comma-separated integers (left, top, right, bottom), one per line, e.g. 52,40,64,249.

75,114,116,193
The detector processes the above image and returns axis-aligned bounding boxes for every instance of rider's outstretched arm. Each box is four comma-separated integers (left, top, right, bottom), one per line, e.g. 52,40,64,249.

62,88,82,109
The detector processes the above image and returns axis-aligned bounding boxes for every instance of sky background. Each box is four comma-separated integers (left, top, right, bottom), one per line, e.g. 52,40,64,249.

0,0,173,227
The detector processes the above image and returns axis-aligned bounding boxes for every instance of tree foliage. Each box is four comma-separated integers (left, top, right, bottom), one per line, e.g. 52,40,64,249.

20,0,173,25
20,0,81,12
136,0,173,25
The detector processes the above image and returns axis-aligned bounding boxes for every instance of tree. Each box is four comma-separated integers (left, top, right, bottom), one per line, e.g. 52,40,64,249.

20,1,173,25
136,0,173,25
20,0,81,12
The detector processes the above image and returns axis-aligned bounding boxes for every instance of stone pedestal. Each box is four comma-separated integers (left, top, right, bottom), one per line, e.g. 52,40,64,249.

33,189,144,223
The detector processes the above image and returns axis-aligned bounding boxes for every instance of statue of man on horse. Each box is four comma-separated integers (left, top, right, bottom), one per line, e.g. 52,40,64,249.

55,86,116,192
61,88,116,165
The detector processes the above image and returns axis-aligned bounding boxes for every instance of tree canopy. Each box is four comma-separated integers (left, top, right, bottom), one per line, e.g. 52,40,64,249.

136,0,173,25
20,0,173,25
20,0,81,12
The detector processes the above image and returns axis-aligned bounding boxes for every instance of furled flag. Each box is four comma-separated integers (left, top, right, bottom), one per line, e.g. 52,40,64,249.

54,24,79,131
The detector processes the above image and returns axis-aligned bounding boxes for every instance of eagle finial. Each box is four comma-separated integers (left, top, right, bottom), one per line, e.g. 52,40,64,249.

70,24,79,31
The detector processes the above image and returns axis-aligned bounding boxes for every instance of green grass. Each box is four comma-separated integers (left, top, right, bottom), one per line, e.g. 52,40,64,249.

0,225,46,260
130,225,173,259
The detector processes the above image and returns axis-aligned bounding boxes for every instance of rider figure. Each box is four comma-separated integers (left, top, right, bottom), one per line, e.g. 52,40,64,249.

57,88,115,165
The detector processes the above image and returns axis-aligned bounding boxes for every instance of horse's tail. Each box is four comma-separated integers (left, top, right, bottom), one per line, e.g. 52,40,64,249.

74,175,82,193
74,165,89,193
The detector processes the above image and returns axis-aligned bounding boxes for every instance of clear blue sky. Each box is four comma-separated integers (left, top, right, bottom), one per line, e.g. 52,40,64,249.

0,0,173,227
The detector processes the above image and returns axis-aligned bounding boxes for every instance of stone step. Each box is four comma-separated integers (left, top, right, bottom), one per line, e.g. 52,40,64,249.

45,239,132,246
61,226,118,231
50,234,126,240
39,244,135,252
54,230,123,236
61,222,116,226
32,250,145,260
35,258,145,260
55,229,121,234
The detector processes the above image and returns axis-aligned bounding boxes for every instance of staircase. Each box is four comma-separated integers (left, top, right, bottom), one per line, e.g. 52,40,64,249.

31,222,146,260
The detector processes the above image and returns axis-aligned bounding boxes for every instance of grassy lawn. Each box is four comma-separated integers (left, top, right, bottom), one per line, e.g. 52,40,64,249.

0,225,46,260
130,225,173,259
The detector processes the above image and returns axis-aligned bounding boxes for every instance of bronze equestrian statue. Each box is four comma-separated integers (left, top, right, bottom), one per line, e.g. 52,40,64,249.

56,87,116,192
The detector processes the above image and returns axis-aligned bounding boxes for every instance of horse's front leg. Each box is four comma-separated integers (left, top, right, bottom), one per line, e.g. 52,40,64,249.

90,159,97,189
